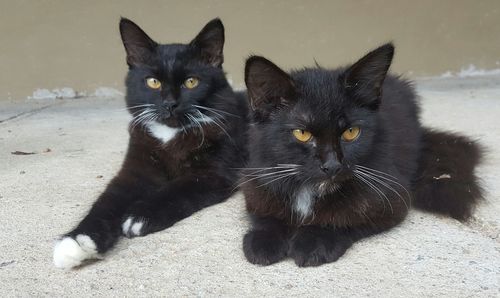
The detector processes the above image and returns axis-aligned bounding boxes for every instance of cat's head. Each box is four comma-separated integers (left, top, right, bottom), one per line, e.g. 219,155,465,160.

119,17,228,128
244,44,394,194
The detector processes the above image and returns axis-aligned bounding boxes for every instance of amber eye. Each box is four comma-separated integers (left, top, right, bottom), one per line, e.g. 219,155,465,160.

183,77,199,89
292,129,313,143
342,126,361,142
146,77,161,89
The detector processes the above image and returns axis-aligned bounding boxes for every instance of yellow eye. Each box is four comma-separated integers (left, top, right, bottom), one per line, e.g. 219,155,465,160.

292,129,313,142
184,77,199,89
342,126,361,142
146,78,161,89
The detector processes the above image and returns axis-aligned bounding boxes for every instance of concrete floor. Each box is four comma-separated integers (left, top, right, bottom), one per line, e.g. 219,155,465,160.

0,75,499,297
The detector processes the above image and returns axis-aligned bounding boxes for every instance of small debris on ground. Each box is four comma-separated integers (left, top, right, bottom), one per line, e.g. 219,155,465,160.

11,148,52,155
0,260,15,268
11,151,36,155
96,175,103,179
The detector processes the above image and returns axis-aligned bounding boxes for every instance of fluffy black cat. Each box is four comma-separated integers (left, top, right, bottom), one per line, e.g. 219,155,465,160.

53,18,248,269
242,43,483,267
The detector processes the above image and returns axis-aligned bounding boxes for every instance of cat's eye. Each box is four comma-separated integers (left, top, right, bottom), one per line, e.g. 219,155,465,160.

342,126,361,142
292,129,313,143
146,77,161,89
183,77,199,89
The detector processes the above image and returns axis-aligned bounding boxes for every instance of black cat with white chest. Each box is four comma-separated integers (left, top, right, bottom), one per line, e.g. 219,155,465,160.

53,18,248,269
242,44,483,267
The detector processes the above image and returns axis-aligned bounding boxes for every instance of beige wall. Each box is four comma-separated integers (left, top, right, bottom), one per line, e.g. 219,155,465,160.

1,0,499,101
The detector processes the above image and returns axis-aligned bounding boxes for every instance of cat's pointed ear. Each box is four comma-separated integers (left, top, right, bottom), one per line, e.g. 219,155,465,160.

245,56,296,115
190,18,224,67
343,43,394,108
119,18,157,67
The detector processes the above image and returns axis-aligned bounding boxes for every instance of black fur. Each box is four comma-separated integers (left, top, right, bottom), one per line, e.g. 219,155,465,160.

58,18,247,259
241,43,483,267
413,130,484,220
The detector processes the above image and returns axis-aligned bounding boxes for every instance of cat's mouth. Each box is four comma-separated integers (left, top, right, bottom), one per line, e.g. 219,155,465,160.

312,169,352,194
156,109,186,128
153,104,184,127
316,180,340,195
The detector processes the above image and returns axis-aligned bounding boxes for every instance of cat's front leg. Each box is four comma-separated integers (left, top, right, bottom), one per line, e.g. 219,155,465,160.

121,173,232,238
243,216,290,266
289,210,406,267
53,174,152,269
289,225,353,267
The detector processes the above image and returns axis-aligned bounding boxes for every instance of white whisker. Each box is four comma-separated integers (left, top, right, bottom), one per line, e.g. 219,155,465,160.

193,104,241,118
186,113,205,148
243,169,298,179
130,108,156,131
355,168,410,211
233,168,300,191
355,166,412,203
256,172,298,188
196,110,233,142
354,173,393,214
356,165,399,180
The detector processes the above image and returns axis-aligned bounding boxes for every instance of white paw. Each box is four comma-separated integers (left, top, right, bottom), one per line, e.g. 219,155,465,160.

53,234,98,269
122,217,145,237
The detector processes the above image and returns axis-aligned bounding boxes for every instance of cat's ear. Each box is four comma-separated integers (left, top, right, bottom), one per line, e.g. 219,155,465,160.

119,18,157,67
343,43,394,108
190,18,225,67
245,56,296,114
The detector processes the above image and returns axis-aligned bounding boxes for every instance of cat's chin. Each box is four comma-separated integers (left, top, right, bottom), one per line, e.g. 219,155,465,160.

157,117,182,128
316,180,341,195
313,173,352,195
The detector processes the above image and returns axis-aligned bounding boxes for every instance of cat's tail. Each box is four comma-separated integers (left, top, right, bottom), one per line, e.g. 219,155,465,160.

412,129,484,221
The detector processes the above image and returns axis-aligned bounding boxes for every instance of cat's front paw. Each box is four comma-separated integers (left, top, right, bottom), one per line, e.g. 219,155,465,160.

53,234,98,269
243,230,288,266
289,228,352,267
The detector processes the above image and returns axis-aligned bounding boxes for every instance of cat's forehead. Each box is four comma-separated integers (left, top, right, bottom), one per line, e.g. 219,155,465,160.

154,44,194,68
291,68,349,117
157,44,190,57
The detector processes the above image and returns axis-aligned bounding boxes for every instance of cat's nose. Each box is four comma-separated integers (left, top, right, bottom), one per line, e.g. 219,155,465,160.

320,160,341,176
163,100,178,111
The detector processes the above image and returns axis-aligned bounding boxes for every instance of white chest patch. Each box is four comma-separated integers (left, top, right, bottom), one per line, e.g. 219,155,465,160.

147,121,180,144
293,187,315,221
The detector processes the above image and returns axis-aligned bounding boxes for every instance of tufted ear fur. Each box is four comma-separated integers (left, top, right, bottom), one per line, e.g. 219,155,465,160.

343,43,394,109
119,18,157,68
190,18,225,67
245,56,296,119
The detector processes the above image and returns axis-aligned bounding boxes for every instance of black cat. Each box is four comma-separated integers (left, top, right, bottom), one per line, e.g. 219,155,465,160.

53,18,248,269
241,43,483,267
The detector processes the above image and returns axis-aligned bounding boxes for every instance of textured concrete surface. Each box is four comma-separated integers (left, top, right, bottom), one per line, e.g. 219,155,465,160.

0,75,499,297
